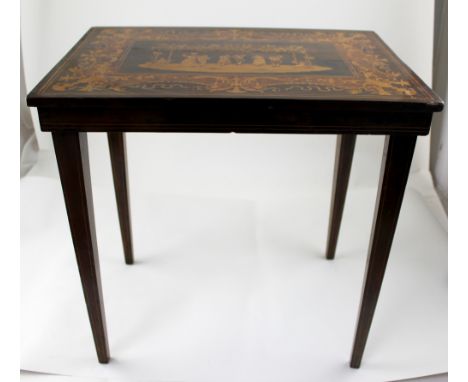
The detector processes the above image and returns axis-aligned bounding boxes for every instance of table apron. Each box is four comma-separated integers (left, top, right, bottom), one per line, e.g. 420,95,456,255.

38,106,433,135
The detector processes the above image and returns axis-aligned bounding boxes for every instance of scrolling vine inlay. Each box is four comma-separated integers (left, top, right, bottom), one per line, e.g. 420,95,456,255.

34,27,434,101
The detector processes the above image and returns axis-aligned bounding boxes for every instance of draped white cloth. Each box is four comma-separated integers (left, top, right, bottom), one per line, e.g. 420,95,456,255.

20,48,38,177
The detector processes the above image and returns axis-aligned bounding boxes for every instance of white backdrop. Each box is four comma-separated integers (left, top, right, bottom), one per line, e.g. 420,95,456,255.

20,2,447,380
21,0,435,196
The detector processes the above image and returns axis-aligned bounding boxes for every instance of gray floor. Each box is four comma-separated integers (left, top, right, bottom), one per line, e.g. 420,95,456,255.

394,374,448,382
21,370,448,381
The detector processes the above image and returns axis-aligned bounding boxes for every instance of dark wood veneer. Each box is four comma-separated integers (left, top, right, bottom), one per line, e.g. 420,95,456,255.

350,135,417,368
52,131,110,363
108,133,134,265
326,135,356,260
37,104,434,135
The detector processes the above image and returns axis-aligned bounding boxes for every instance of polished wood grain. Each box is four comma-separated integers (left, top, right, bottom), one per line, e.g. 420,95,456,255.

52,131,110,364
326,134,356,260
108,133,134,265
350,134,417,368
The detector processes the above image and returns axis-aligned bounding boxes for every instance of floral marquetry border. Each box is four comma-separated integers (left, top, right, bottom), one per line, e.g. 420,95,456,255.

35,27,433,101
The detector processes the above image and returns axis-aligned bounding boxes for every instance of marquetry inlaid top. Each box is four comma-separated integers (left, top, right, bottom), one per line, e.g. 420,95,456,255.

27,27,442,110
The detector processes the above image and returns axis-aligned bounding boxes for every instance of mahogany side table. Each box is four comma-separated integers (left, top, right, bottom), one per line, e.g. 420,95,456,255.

27,27,443,368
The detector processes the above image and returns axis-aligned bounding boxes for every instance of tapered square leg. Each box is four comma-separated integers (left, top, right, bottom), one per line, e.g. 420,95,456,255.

108,133,134,265
52,131,110,364
350,135,417,368
325,134,356,260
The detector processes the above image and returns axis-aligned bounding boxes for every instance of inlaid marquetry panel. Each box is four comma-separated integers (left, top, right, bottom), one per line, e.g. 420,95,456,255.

28,27,440,107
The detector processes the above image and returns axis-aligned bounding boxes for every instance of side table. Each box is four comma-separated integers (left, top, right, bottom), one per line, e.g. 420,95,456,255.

27,27,443,368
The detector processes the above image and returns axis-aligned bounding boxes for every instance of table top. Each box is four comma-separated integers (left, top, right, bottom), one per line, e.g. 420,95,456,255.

27,27,442,112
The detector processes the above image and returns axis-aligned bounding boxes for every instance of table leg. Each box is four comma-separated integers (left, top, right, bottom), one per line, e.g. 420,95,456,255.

108,132,134,265
325,134,356,260
52,131,110,363
350,135,417,368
